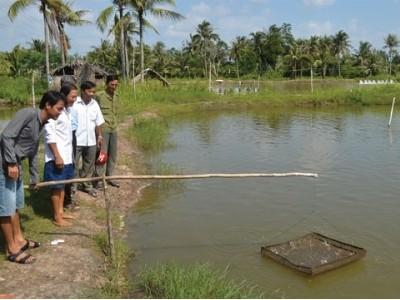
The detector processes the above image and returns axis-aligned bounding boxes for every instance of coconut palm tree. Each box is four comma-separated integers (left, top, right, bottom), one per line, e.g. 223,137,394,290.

384,33,399,76
192,20,219,77
98,0,131,78
250,31,266,75
333,30,350,77
8,0,63,85
50,1,89,65
230,36,246,79
128,0,184,82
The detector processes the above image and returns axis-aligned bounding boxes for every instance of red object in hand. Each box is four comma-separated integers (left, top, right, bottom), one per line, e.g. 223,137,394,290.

96,151,108,165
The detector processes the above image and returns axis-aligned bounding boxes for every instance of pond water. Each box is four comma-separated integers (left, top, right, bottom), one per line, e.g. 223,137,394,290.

127,106,400,298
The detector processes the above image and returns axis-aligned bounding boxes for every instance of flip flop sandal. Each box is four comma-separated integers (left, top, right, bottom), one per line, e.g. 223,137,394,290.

21,240,41,252
7,250,35,264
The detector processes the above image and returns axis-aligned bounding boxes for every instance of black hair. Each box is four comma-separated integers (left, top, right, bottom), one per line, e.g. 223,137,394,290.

39,91,65,109
60,82,78,97
80,80,96,91
106,74,118,84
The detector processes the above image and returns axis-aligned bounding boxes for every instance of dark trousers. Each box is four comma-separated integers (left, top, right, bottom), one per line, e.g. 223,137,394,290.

65,130,76,206
75,145,97,191
95,131,118,178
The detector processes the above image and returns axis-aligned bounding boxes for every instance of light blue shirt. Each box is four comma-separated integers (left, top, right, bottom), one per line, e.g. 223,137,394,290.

70,106,78,131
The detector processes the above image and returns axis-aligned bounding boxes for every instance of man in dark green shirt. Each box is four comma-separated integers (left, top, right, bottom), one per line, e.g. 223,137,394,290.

96,75,120,188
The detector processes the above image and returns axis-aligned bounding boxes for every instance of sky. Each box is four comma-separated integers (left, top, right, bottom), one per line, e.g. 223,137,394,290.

1,0,400,55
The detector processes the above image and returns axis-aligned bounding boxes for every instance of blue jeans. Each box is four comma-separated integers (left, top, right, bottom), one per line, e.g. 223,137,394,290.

0,167,24,217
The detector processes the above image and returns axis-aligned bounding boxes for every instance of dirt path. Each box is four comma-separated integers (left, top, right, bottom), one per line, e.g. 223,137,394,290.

0,117,146,298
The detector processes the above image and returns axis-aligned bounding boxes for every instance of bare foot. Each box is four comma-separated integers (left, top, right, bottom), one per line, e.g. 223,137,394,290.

62,213,76,220
53,219,73,227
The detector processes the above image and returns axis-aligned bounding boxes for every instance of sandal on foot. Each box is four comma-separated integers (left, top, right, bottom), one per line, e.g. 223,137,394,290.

21,239,41,252
88,190,97,198
7,250,35,264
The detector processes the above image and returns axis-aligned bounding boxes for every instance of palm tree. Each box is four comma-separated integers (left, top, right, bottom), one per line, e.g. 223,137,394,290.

356,41,373,76
50,1,89,65
192,20,219,77
333,30,350,77
384,34,399,76
250,31,266,75
128,0,184,82
230,36,246,79
98,0,130,78
8,0,63,85
284,40,301,79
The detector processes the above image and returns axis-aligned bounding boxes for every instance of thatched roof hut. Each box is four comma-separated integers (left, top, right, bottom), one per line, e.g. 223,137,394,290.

51,60,108,88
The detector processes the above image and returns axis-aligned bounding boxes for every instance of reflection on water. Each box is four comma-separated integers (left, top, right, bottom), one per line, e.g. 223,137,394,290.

127,106,400,298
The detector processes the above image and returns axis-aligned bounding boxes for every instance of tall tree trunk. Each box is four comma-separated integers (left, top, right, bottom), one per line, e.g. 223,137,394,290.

338,54,341,77
124,35,129,78
60,31,66,66
43,7,50,87
236,61,240,79
119,6,126,79
139,12,144,83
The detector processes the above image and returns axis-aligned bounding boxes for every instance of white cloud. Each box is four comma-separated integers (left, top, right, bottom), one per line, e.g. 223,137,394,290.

306,20,334,35
303,0,335,7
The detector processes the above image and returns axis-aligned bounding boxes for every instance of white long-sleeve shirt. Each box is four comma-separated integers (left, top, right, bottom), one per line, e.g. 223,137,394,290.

73,96,105,147
44,108,73,164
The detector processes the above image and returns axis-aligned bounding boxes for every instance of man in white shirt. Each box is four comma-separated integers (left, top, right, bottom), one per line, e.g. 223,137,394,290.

73,81,105,197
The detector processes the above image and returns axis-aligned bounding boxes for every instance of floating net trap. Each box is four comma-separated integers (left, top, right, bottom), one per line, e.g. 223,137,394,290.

261,232,366,276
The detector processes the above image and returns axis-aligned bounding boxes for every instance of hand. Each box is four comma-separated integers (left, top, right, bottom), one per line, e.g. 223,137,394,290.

97,136,103,149
29,183,39,192
55,156,64,169
7,164,19,181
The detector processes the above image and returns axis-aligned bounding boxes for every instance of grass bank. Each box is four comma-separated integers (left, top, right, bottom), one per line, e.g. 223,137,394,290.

137,263,264,298
118,79,400,115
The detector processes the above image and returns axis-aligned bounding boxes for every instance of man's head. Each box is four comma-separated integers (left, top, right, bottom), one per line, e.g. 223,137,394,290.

39,91,65,120
60,82,78,107
80,80,96,101
105,75,119,95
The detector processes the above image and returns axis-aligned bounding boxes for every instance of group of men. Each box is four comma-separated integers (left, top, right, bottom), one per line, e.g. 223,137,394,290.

0,74,120,263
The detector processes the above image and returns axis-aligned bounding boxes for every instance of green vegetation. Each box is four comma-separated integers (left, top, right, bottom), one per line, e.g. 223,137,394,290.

90,234,134,299
0,76,47,105
137,263,264,298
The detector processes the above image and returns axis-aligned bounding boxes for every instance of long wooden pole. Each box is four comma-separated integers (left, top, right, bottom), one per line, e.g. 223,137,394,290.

102,175,115,262
388,97,396,127
28,172,318,189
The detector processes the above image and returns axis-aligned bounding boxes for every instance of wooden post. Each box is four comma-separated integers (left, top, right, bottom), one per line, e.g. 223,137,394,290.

208,61,212,92
31,71,35,108
388,97,396,127
132,45,137,101
103,175,115,262
310,66,314,94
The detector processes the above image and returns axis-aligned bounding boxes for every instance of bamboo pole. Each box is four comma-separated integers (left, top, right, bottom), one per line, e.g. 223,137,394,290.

27,172,318,189
102,175,115,262
388,97,396,127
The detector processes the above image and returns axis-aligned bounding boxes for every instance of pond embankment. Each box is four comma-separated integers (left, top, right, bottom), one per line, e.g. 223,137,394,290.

0,116,147,298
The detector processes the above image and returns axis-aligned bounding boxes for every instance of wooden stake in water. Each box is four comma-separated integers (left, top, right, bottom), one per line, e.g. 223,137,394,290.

388,97,396,127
